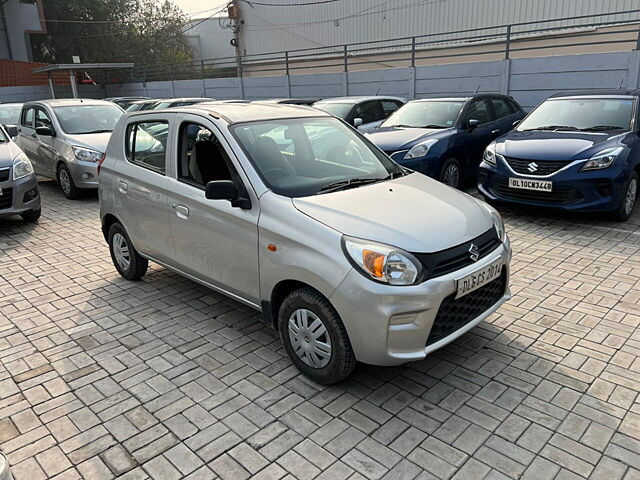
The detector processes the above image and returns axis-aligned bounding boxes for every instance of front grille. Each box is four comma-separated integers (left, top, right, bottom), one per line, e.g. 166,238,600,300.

0,188,13,209
0,167,9,182
426,269,506,346
504,157,572,176
493,179,582,205
413,229,502,280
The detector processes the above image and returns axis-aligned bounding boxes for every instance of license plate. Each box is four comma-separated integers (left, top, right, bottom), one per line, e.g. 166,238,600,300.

456,259,503,299
508,177,552,192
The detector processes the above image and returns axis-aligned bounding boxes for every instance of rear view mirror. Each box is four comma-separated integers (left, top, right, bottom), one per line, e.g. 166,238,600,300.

467,119,479,130
353,118,363,128
205,180,251,209
36,126,53,136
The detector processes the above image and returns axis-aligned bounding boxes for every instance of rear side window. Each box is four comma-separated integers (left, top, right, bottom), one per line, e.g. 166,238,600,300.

21,107,34,127
126,121,168,174
491,98,513,119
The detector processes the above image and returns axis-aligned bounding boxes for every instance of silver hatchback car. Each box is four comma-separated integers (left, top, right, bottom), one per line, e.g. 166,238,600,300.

99,103,511,384
16,99,124,199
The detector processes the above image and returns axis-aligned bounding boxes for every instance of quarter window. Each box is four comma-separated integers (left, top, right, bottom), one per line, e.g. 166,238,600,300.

126,121,168,174
177,122,235,187
21,107,34,128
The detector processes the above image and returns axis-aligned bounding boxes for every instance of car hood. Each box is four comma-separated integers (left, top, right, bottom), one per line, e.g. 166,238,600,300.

366,126,449,151
497,130,625,160
292,173,493,253
0,141,25,168
64,132,112,153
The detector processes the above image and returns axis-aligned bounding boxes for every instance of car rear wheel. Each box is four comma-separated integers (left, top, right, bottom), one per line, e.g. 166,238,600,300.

57,164,80,199
613,172,638,222
440,158,462,189
21,208,41,222
278,288,355,384
108,222,148,280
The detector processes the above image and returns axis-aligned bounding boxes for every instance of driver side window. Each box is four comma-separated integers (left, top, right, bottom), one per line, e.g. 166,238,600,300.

35,108,52,129
466,99,493,125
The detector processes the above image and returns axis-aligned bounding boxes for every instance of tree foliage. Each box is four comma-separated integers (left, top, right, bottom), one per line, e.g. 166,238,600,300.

30,0,193,67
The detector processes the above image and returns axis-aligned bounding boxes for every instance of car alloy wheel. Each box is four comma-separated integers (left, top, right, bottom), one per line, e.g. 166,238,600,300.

443,163,460,188
288,308,332,368
112,232,131,271
58,168,72,195
625,177,637,216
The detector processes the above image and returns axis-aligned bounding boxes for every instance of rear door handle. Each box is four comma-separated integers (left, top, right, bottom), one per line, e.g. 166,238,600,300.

175,204,189,219
118,181,128,193
491,129,501,134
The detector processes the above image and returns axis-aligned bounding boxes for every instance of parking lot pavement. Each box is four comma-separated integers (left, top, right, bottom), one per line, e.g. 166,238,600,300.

1,181,640,480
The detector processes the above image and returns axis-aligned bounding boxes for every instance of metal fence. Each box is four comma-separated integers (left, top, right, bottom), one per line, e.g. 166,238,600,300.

111,9,640,85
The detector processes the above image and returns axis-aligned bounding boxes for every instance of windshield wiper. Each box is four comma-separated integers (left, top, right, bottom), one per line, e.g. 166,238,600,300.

522,125,578,131
388,124,418,128
421,124,447,129
318,177,387,194
579,125,625,131
80,129,113,134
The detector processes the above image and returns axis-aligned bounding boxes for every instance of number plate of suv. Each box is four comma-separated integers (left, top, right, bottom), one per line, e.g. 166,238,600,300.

508,177,552,192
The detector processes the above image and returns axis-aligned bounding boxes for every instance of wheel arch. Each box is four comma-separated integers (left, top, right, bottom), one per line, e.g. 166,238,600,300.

101,213,120,242
262,279,327,329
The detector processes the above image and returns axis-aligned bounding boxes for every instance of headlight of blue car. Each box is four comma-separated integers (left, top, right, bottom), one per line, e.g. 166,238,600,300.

580,146,623,171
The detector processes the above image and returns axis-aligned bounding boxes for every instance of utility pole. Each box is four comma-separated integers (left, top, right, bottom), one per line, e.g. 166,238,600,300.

228,1,244,97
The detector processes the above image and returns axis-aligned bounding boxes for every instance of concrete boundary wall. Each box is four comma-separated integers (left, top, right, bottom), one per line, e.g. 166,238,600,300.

2,51,639,111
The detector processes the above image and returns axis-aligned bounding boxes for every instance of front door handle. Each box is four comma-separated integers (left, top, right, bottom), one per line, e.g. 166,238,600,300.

118,181,128,193
31,133,37,138
491,129,501,134
175,205,189,219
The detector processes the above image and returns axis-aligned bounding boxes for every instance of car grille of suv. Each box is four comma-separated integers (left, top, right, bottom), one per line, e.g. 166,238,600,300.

0,168,9,182
0,188,13,210
426,269,506,347
504,157,572,176
412,228,502,280
493,179,582,205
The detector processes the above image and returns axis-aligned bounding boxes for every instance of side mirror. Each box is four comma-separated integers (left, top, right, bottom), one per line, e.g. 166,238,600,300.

467,119,479,130
512,120,521,127
36,126,53,136
205,180,251,209
353,118,363,128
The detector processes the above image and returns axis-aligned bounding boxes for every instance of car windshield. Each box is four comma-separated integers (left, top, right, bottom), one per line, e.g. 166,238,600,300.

382,101,464,128
54,105,123,134
231,117,404,197
313,102,353,119
0,105,21,124
518,98,634,131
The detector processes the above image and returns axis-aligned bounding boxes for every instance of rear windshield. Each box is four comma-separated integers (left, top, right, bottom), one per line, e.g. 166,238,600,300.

54,105,124,134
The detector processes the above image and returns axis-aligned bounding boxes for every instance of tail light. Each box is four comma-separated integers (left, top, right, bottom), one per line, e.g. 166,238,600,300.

97,152,106,175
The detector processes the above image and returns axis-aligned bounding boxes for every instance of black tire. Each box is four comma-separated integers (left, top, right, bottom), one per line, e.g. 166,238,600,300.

108,222,148,280
57,163,80,199
21,208,41,222
612,171,638,222
278,288,356,385
439,158,463,189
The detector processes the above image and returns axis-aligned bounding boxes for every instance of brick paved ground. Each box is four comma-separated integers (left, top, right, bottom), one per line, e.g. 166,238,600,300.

1,181,640,480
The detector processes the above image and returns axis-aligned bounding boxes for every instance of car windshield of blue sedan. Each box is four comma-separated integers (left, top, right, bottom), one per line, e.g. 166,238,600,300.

382,101,464,128
518,98,634,132
54,105,124,134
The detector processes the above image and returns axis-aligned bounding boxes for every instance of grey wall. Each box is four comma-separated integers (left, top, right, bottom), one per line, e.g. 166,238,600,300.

0,84,103,103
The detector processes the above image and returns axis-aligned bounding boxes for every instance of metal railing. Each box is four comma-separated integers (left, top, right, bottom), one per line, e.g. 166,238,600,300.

107,9,640,85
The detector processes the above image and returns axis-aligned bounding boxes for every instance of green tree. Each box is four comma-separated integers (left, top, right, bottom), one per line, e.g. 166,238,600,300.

30,0,193,68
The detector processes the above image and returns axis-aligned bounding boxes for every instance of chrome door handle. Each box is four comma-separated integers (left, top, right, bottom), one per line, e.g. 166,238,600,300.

31,133,37,138
491,129,500,134
118,181,128,193
175,205,189,219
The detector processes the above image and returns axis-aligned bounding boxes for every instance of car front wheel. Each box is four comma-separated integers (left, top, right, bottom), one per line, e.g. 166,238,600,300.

613,172,638,222
21,208,41,222
440,158,462,189
278,288,355,384
108,222,148,280
57,164,80,199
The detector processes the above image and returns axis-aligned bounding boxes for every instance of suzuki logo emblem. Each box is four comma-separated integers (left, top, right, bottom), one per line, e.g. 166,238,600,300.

468,243,480,262
527,162,539,173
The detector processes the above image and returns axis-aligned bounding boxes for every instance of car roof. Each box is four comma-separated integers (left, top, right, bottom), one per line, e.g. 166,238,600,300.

315,96,405,104
0,102,23,107
550,89,640,99
158,97,214,103
410,93,512,102
25,98,117,107
135,102,331,124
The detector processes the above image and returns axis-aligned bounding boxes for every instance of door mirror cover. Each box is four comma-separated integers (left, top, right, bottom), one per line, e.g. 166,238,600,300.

35,126,54,136
205,180,238,200
467,119,479,130
353,117,363,127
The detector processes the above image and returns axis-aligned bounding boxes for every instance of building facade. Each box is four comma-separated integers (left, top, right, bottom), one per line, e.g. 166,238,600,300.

0,0,46,61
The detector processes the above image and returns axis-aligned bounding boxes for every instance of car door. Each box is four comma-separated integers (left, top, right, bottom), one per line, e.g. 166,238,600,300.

165,114,260,305
489,96,519,139
16,106,38,172
34,107,58,178
114,115,174,263
459,97,497,167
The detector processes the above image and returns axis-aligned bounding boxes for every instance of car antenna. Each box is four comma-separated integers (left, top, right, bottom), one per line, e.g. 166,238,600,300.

474,84,480,93
618,78,624,89
374,88,381,96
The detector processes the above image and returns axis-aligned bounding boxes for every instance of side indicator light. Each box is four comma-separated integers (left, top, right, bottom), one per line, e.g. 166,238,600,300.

267,244,277,252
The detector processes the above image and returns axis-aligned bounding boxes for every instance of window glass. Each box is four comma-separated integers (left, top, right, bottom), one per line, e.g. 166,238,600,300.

35,108,52,128
381,100,402,117
382,101,464,128
313,102,353,119
21,107,34,127
126,121,168,174
0,105,22,124
178,122,235,187
491,98,512,119
354,101,382,124
466,99,493,125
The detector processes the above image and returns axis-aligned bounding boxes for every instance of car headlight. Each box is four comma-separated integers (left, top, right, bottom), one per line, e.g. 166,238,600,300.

580,147,623,171
72,146,102,162
13,152,34,180
404,139,437,160
491,210,505,242
482,142,504,167
342,236,424,285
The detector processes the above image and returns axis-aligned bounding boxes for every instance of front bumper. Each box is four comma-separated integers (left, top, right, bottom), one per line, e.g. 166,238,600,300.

0,173,40,218
329,237,511,366
67,160,99,189
478,158,627,212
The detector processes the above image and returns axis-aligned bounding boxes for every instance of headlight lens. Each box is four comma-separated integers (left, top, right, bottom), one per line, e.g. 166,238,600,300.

483,143,497,166
13,152,34,180
581,147,623,171
491,210,505,242
342,236,424,285
72,146,102,162
404,139,437,160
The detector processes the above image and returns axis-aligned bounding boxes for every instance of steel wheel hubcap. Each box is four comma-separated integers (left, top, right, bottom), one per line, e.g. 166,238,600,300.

288,309,332,368
59,169,71,194
443,164,460,187
625,178,637,215
112,233,131,271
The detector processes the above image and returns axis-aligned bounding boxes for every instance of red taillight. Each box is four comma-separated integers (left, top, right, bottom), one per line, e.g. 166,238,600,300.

97,153,106,175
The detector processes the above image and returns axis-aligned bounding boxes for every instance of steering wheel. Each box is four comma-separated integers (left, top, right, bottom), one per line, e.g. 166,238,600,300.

263,167,289,181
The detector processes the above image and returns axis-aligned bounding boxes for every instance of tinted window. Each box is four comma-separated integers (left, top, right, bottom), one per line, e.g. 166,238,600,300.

466,99,493,125
126,121,168,174
21,107,34,128
178,122,235,187
54,105,123,134
35,108,52,129
491,98,513,119
354,101,382,124
382,100,402,117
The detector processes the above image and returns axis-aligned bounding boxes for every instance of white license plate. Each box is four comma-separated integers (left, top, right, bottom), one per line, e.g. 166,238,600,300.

456,259,503,299
508,177,552,192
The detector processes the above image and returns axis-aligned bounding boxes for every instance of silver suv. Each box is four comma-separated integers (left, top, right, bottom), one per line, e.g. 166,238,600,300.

16,99,124,199
99,103,511,384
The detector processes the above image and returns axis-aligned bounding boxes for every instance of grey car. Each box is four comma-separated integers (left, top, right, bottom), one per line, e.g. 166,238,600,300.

314,96,406,132
99,102,511,384
15,99,124,199
0,125,40,221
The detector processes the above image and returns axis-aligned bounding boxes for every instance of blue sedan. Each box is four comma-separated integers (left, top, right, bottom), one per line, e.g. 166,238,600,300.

478,90,640,221
366,94,525,188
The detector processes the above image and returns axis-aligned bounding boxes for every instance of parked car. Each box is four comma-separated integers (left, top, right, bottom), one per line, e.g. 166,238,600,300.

149,97,215,109
313,96,405,132
104,96,150,110
257,98,319,106
16,99,124,199
126,99,162,112
0,125,40,222
99,102,511,383
479,90,640,221
0,103,23,139
365,94,525,188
